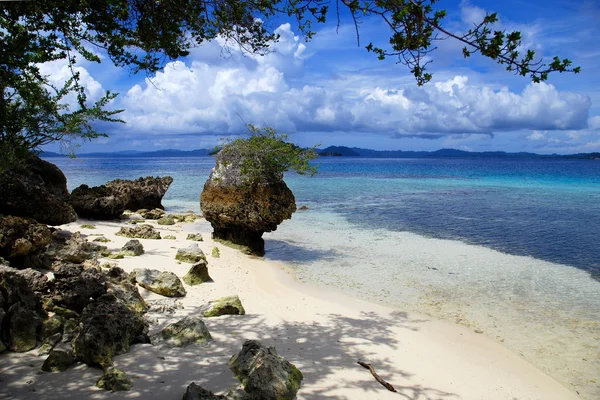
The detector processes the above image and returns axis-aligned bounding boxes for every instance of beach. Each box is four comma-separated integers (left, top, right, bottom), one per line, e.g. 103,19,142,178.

0,215,581,399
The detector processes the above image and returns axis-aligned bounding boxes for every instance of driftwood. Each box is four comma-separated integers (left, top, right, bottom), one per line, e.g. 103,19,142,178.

357,360,397,392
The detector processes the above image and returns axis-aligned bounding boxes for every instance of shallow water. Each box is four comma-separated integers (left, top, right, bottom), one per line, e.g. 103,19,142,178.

49,155,600,398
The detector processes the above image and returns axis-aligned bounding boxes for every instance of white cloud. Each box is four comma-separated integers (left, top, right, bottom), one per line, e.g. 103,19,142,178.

38,59,105,105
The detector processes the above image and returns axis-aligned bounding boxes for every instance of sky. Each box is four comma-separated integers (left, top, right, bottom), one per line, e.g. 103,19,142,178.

40,0,600,154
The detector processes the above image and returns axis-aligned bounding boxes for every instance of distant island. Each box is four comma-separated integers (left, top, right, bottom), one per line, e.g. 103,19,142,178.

40,146,600,160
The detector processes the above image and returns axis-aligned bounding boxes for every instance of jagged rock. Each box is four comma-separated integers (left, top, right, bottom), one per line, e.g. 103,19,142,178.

97,368,133,391
0,154,77,225
105,176,173,211
0,309,6,353
183,383,229,400
229,340,303,400
44,231,103,264
5,302,39,352
41,346,74,372
203,296,245,317
137,208,165,220
186,233,203,242
70,184,128,220
105,267,149,314
16,268,48,292
40,315,64,344
200,143,296,256
151,315,211,347
73,299,148,368
0,216,52,265
157,215,176,225
131,268,186,297
61,318,80,343
121,240,144,256
116,225,161,240
37,343,53,356
183,261,212,286
176,243,206,264
51,262,107,313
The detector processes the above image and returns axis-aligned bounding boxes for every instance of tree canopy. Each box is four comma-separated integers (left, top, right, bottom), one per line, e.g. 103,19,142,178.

0,0,581,169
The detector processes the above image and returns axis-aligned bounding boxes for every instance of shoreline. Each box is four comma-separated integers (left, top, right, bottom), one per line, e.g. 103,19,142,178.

0,216,582,399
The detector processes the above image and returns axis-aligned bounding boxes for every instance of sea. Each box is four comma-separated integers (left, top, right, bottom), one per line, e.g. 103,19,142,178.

47,155,600,398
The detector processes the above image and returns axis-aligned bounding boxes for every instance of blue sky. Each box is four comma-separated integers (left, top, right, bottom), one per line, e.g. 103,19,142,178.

41,0,600,154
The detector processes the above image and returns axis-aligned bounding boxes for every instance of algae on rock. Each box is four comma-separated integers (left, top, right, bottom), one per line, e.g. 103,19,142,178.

176,243,206,264
116,225,161,240
203,296,245,317
183,260,212,286
131,268,186,297
151,315,211,347
97,367,133,391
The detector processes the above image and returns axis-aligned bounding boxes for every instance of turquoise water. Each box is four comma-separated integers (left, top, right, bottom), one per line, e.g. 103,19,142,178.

48,155,600,397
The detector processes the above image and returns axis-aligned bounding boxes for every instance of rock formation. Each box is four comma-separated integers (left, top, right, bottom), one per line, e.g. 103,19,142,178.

131,268,186,297
0,154,77,225
200,144,296,256
150,315,211,347
0,215,52,267
202,296,245,317
183,260,212,286
176,243,206,263
116,224,161,239
105,176,173,211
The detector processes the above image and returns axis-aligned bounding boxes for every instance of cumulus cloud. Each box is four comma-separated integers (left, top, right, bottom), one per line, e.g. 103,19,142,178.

38,59,105,105
114,23,590,140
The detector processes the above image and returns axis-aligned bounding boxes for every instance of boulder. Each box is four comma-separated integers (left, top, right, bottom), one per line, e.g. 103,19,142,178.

0,309,6,352
0,216,52,266
41,346,74,372
40,315,65,344
203,296,245,318
200,144,296,256
44,231,104,264
186,233,203,242
105,176,173,211
151,315,211,347
105,266,149,314
229,340,303,400
211,247,220,258
73,299,148,368
70,184,128,220
121,240,144,256
176,243,206,264
116,224,161,240
157,215,176,225
183,260,212,286
0,154,77,225
138,208,165,220
97,367,133,391
131,268,186,297
50,262,107,313
183,383,229,400
5,302,39,352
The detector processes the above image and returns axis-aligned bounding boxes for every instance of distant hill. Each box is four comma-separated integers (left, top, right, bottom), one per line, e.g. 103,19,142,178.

41,149,211,158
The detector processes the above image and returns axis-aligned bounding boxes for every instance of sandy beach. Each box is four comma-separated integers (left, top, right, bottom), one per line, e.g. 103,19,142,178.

0,215,581,400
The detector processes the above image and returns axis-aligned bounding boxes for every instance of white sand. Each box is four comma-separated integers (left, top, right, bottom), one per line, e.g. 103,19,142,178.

0,217,580,400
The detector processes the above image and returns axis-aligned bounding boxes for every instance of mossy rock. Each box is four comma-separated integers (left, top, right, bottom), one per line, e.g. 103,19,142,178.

131,268,186,297
116,225,161,239
164,235,176,240
211,247,220,258
157,215,175,225
80,224,96,229
175,243,206,264
127,219,147,225
183,260,212,286
107,252,125,259
186,233,203,241
203,296,245,317
150,315,211,347
120,239,144,256
41,347,74,372
93,236,111,243
97,368,133,391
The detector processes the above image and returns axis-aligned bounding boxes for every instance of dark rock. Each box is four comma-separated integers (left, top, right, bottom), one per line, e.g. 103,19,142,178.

17,268,49,292
200,144,295,256
0,154,77,225
229,340,303,400
157,215,176,225
105,267,149,314
70,184,128,220
137,208,165,220
151,315,211,347
5,302,39,352
203,296,245,317
116,225,161,240
51,262,107,313
40,315,64,344
44,231,104,264
0,216,52,265
298,205,308,211
41,346,74,372
183,383,228,400
176,243,206,264
0,309,5,353
73,299,148,368
131,268,186,297
120,240,144,256
105,176,173,211
96,367,133,391
183,260,212,286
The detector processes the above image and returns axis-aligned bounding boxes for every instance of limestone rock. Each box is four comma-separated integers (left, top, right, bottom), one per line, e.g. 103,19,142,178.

41,346,74,372
0,154,77,225
40,315,65,344
229,340,303,400
211,247,220,258
105,267,149,314
51,262,107,313
73,299,148,368
116,224,161,240
183,383,229,400
186,233,203,242
157,215,176,225
5,302,39,352
138,208,165,220
97,367,133,391
44,231,103,264
70,184,128,220
203,296,245,318
131,268,186,297
0,216,52,265
164,235,177,240
105,176,173,211
183,260,212,286
151,315,211,347
176,243,206,264
147,298,184,314
200,144,296,256
121,240,144,256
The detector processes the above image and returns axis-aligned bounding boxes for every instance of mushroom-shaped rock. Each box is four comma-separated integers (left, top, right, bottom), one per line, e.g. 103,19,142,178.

131,268,186,297
151,315,211,347
116,225,161,240
200,142,296,256
97,367,133,391
203,296,245,317
183,383,229,400
73,299,148,368
120,240,144,256
41,346,74,372
229,340,303,400
0,154,77,225
183,260,212,286
105,176,173,211
176,243,206,264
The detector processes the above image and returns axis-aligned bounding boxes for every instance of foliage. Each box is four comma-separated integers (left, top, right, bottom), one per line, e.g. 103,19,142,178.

0,0,581,169
219,125,318,185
